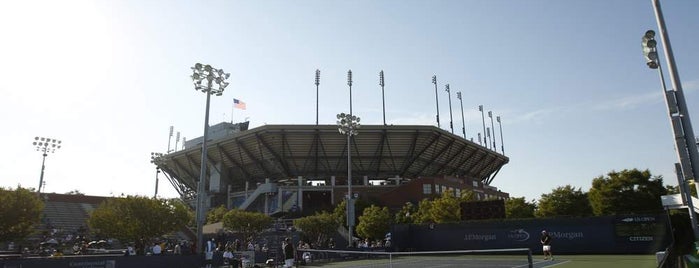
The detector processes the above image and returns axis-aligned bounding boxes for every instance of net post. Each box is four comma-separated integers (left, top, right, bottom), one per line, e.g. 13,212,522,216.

528,248,533,268
389,252,393,268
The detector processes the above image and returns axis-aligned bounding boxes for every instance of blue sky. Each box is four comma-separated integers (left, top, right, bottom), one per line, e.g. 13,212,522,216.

1,0,697,202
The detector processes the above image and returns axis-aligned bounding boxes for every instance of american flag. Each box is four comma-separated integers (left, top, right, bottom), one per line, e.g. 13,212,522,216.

234,99,246,110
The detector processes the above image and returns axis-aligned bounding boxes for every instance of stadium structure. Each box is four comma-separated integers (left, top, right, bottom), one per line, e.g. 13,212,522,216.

152,121,510,215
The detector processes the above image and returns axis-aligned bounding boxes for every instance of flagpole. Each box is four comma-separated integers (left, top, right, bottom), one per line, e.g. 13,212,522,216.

231,100,234,123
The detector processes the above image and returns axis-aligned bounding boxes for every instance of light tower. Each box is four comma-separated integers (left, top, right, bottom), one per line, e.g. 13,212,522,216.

337,112,360,247
150,152,164,198
457,92,466,139
432,75,440,128
190,63,230,254
33,136,62,193
445,84,454,134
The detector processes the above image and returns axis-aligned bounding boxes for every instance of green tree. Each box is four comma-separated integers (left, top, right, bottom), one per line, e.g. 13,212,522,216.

413,198,433,224
333,199,347,227
505,197,536,219
0,186,44,242
588,169,667,216
394,202,416,224
430,190,461,223
207,205,228,224
294,212,337,247
459,189,476,202
536,185,592,217
88,196,191,243
356,205,391,241
222,209,273,240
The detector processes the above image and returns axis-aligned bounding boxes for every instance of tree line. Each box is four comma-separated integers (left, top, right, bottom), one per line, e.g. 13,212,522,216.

0,168,677,248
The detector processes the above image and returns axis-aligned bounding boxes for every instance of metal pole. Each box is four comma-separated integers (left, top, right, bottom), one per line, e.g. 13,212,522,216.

497,116,505,155
652,0,699,185
38,153,47,193
196,90,212,255
168,126,173,153
479,105,487,148
446,84,454,134
489,111,497,152
432,75,440,128
347,133,353,247
316,69,320,125
154,168,160,198
380,70,386,126
348,70,353,116
676,163,699,241
457,92,466,139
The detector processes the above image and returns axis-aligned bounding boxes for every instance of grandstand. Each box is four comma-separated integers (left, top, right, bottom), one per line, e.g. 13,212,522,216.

153,122,510,214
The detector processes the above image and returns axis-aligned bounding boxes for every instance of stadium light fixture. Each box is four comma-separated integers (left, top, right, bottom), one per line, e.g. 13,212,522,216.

479,105,487,148
496,116,505,155
432,75,440,128
191,63,230,254
457,92,466,139
641,30,659,69
337,112,360,247
315,69,320,125
445,84,454,134
380,70,386,126
33,136,62,193
347,70,353,115
489,111,497,152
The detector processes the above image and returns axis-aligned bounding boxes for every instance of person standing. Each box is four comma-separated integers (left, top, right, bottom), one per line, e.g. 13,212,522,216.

205,238,215,268
283,237,295,268
540,230,553,260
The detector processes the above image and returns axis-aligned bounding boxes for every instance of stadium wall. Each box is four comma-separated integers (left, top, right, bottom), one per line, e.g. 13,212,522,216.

391,214,670,254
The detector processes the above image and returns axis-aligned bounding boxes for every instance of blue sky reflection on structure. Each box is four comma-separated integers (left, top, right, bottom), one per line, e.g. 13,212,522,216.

0,0,697,202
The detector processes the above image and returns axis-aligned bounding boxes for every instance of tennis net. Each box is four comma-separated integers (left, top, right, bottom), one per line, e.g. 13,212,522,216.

296,248,533,268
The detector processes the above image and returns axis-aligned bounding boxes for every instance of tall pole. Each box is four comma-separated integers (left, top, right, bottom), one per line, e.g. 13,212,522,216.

489,111,497,152
33,136,61,193
445,84,454,134
652,0,699,186
348,70,353,115
315,69,320,125
167,126,174,153
337,113,360,247
39,153,47,192
151,152,164,199
154,168,160,198
479,105,487,148
380,70,386,126
497,116,505,155
457,92,466,139
191,63,229,254
432,75,440,128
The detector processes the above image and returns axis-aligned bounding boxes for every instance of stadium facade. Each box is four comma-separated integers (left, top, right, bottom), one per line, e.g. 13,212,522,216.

153,121,510,215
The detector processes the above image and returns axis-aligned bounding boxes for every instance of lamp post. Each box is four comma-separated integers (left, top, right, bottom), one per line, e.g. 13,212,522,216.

174,132,181,152
150,152,164,198
379,70,386,126
432,75,440,128
337,112,360,247
33,136,61,193
315,69,320,125
457,92,466,139
167,126,174,153
479,105,487,148
190,63,230,254
347,70,353,115
445,84,454,134
496,116,505,155
488,111,496,152
641,28,699,241
649,0,699,186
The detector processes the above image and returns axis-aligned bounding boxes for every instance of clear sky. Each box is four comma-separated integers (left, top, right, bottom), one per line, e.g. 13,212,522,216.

1,0,697,202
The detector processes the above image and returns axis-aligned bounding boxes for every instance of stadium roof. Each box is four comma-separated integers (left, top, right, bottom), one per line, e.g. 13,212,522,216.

154,124,509,197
